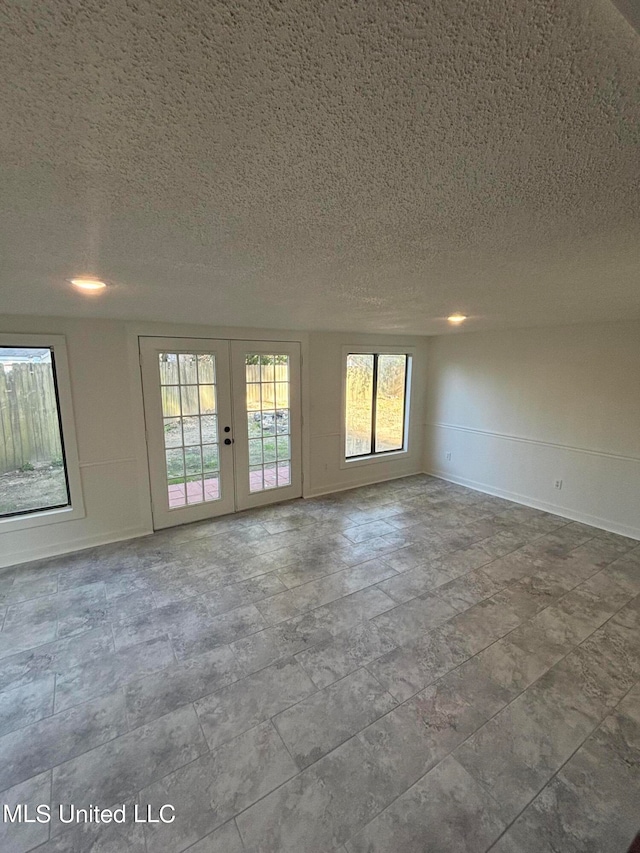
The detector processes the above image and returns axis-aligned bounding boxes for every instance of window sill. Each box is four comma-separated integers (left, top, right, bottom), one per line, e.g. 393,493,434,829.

0,503,86,534
340,449,409,470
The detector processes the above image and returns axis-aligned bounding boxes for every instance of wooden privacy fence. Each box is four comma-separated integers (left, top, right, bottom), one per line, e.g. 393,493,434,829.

245,364,289,410
160,363,290,417
0,364,63,474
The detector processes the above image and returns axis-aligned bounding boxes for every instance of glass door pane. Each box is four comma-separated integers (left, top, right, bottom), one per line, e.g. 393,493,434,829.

245,354,291,493
158,351,220,507
231,341,302,511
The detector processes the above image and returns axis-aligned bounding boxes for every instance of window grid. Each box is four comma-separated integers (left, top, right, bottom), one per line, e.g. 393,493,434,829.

246,354,291,494
159,352,220,508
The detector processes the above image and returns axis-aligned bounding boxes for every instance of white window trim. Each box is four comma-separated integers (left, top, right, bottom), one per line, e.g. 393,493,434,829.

339,345,414,470
0,333,85,533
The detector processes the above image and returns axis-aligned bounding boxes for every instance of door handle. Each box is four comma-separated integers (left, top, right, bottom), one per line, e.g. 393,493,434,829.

224,438,234,445
224,426,231,432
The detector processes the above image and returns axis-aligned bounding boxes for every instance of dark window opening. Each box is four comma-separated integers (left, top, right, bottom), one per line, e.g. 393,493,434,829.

0,347,71,517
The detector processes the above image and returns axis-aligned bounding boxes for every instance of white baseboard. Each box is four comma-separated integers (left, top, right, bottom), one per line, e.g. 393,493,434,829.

303,468,423,499
426,468,640,542
1,526,152,570
5,467,635,570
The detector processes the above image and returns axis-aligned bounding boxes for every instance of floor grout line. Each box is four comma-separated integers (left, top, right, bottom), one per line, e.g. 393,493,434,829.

0,478,638,853
484,669,640,852
343,589,639,850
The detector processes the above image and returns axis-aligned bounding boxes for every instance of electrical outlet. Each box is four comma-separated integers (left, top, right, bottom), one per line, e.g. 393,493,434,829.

445,452,452,461
554,479,563,490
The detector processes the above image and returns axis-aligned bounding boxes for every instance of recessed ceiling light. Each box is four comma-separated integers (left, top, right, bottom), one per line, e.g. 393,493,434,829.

447,313,467,324
69,277,108,292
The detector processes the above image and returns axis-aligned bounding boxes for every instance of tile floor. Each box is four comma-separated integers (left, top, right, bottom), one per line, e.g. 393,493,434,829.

0,475,639,853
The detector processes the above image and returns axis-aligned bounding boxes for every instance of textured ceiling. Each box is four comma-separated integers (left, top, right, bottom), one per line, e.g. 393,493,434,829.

0,0,638,334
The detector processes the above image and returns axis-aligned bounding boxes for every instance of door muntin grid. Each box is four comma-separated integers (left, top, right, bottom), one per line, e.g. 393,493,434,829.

159,352,221,507
245,354,291,492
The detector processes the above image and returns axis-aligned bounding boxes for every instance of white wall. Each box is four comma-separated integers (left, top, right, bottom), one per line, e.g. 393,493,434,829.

424,320,640,539
4,311,636,564
0,316,426,567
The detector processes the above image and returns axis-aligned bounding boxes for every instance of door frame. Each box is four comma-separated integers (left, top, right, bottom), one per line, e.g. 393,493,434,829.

138,335,304,530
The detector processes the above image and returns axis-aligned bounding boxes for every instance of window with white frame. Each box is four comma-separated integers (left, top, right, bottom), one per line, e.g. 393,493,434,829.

0,334,84,528
344,351,412,459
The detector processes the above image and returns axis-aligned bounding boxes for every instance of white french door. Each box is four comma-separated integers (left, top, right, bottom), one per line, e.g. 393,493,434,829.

140,338,235,528
230,340,302,511
139,337,302,529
